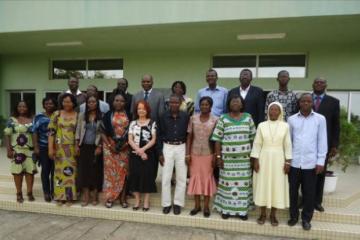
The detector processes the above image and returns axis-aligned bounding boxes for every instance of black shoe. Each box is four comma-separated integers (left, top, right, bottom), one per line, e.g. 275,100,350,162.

133,206,140,211
44,194,52,202
221,213,230,219
315,204,325,212
190,208,201,216
143,207,150,212
173,205,181,215
163,206,172,214
239,215,248,221
288,218,298,226
302,221,311,231
203,209,211,218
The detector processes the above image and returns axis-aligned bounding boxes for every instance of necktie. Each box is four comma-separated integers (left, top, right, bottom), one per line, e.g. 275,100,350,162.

144,91,149,101
314,96,321,111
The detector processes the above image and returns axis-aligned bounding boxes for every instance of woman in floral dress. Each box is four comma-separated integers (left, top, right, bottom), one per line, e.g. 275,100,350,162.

4,100,36,203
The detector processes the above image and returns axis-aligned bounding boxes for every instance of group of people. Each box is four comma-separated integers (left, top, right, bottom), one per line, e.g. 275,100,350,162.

4,68,340,231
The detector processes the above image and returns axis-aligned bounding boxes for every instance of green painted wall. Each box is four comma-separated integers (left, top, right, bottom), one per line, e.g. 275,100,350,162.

1,1,360,33
0,45,359,116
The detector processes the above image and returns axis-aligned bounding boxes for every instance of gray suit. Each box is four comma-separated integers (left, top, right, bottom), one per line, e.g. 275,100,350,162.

131,89,165,122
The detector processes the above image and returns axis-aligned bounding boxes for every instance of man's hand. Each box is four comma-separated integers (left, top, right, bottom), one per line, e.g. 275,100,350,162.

159,155,165,166
315,165,324,174
329,147,338,159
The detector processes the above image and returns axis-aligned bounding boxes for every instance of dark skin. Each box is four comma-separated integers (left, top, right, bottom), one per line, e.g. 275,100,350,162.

277,71,290,92
240,70,252,89
186,99,214,214
33,100,56,157
299,94,324,175
159,96,181,166
117,78,128,92
206,71,218,90
214,97,243,170
100,94,128,205
6,102,35,202
68,77,80,94
86,86,98,98
141,75,153,92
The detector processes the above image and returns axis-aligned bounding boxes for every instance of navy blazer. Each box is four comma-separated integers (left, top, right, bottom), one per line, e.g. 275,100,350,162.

227,85,265,126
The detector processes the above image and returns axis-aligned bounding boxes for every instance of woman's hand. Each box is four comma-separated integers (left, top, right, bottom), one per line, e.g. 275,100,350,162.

95,146,102,156
75,145,80,157
253,158,260,173
217,158,224,169
48,149,55,160
7,149,14,159
185,155,191,166
141,153,148,160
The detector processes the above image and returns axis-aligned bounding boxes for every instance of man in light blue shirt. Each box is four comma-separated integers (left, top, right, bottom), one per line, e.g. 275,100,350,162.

287,93,327,231
194,69,228,117
79,85,110,114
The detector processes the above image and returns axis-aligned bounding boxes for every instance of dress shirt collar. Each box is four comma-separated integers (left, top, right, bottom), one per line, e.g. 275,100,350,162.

143,88,153,94
240,85,251,92
205,85,220,91
66,89,82,96
312,92,325,100
296,110,315,118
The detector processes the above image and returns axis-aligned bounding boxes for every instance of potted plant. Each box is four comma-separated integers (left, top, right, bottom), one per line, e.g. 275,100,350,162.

325,109,360,193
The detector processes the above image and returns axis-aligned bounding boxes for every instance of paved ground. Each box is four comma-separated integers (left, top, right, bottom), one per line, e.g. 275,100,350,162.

0,210,298,240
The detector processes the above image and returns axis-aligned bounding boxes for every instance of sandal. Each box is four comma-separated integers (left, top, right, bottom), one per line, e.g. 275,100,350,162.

105,201,113,208
257,214,266,225
121,202,128,208
27,192,35,202
16,192,24,203
270,215,279,227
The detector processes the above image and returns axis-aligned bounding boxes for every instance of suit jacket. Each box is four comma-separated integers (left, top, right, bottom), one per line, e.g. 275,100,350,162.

75,112,102,146
227,85,265,126
131,89,165,122
313,94,340,149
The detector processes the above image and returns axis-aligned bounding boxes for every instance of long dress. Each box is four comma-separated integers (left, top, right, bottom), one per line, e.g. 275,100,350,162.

128,120,157,193
102,112,129,202
211,113,256,216
48,111,77,201
4,117,37,175
187,114,217,196
250,120,292,209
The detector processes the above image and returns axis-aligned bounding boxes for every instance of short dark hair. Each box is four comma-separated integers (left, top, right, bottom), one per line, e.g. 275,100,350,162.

42,97,57,109
133,100,152,120
171,81,187,95
59,93,77,110
277,70,289,78
12,100,32,118
199,96,213,108
206,68,218,77
226,94,245,113
118,78,129,88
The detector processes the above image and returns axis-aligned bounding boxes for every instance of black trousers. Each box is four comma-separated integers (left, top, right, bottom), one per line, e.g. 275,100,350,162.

315,155,329,206
289,167,316,223
39,147,54,195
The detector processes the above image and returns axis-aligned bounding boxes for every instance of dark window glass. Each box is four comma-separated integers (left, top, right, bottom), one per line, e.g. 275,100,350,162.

52,60,86,79
88,59,123,79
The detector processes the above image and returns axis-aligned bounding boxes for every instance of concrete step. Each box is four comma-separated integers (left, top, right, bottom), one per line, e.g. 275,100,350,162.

0,192,359,240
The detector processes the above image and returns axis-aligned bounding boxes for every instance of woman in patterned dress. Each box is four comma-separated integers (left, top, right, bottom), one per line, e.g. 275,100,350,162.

101,93,130,208
211,95,256,220
48,93,78,206
4,100,36,203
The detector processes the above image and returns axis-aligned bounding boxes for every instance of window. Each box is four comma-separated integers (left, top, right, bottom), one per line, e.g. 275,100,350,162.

51,58,123,80
212,54,307,78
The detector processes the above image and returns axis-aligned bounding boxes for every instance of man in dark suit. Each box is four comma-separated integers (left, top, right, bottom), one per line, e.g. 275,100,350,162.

312,77,340,212
109,78,133,117
227,69,265,126
131,74,165,179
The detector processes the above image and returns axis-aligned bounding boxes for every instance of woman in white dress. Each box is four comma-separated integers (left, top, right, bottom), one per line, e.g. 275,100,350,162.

250,101,292,226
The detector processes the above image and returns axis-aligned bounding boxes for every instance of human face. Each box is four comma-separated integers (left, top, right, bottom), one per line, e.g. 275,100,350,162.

62,96,74,112
173,83,184,96
313,78,327,94
269,104,281,121
277,72,290,87
229,97,243,113
68,77,79,91
240,70,252,87
169,96,180,113
200,100,211,114
299,95,313,113
87,96,97,112
113,95,125,111
86,86,97,98
141,75,153,91
206,71,217,87
137,103,147,119
117,78,127,92
17,102,28,116
44,100,56,114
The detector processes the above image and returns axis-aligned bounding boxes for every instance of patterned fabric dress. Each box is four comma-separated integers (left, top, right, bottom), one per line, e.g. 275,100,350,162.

48,111,77,201
211,113,256,216
265,90,298,121
4,117,37,175
103,112,129,202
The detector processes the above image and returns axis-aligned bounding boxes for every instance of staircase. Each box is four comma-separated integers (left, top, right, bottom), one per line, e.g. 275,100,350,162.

0,173,359,240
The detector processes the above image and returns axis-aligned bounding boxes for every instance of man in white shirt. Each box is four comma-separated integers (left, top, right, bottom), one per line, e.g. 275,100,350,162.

287,93,327,231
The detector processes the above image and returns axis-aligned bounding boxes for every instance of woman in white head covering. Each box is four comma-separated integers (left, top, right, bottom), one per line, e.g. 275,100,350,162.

250,101,292,226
